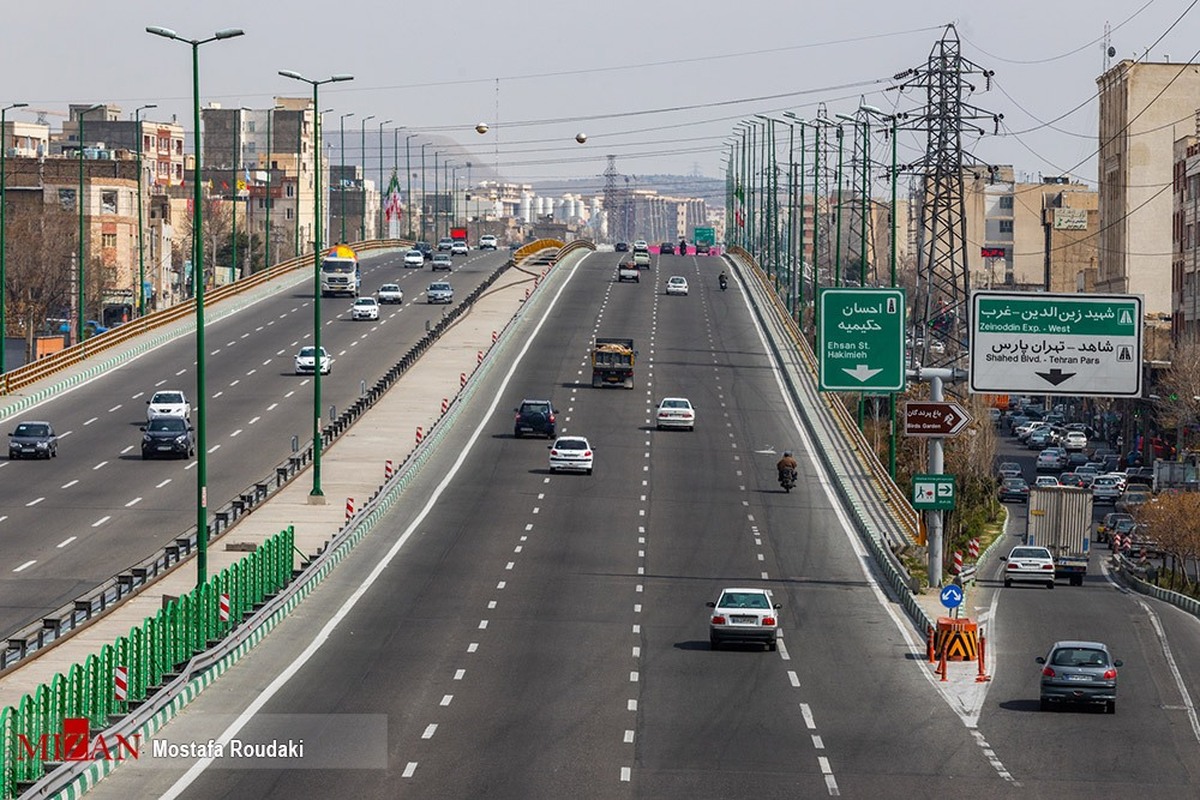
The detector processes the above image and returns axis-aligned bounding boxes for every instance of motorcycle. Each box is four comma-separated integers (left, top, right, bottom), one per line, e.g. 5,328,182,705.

778,467,797,492
719,275,728,292
679,241,688,256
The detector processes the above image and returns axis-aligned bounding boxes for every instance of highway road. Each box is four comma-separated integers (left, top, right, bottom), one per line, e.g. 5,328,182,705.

0,247,511,639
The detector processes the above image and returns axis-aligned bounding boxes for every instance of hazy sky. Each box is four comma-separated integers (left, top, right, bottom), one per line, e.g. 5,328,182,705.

7,0,1198,188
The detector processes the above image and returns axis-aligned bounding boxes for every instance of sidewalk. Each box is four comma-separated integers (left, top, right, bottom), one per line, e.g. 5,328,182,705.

0,262,542,711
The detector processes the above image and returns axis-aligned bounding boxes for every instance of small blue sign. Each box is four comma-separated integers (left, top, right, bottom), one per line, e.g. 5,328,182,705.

939,585,964,609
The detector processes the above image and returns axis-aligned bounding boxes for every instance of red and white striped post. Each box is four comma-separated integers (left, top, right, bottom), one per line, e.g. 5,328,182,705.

460,372,467,388
385,459,394,480
345,497,355,522
477,350,483,366
491,330,498,344
524,287,530,300
952,551,964,574
219,593,231,623
441,397,449,414
968,538,979,560
114,666,128,703
415,427,424,445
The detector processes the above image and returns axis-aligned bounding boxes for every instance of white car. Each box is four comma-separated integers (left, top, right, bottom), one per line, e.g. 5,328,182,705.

1016,421,1047,441
1091,475,1124,504
403,249,425,267
377,283,404,304
548,436,593,474
1001,546,1056,589
479,234,498,250
655,397,695,430
1035,476,1060,488
351,297,379,320
294,346,331,375
450,240,469,256
1064,431,1088,451
426,281,453,304
665,276,689,296
707,587,780,651
632,240,649,252
146,390,190,421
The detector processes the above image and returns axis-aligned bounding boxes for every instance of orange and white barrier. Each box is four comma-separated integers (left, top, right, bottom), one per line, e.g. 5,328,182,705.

345,497,355,522
385,459,394,480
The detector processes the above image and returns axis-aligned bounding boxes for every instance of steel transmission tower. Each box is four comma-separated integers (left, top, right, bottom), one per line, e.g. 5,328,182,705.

896,24,999,369
603,155,619,242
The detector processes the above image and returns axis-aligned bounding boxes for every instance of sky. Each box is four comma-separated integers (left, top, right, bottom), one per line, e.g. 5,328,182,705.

7,0,1199,191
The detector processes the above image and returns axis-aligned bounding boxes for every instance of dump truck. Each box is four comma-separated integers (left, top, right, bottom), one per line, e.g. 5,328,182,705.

617,262,640,283
592,337,636,389
1025,485,1092,586
320,244,360,297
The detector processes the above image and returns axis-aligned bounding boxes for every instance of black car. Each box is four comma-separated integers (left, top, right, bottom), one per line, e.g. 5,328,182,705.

614,242,629,252
141,417,195,460
8,421,57,459
414,241,434,260
659,242,675,255
998,477,1030,503
513,399,557,439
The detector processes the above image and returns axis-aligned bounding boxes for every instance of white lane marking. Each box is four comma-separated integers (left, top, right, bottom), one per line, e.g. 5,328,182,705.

624,730,635,743
818,756,839,795
478,620,488,629
0,516,7,522
263,359,272,366
61,480,79,489
230,380,240,387
454,669,465,680
155,254,591,797
800,703,817,730
207,445,220,454
421,724,437,740
155,379,167,387
108,405,121,413
92,516,111,527
120,445,134,455
185,461,198,470
467,643,478,653
13,560,36,573
27,497,45,507
439,695,453,707
285,391,295,398
176,369,186,376
230,429,243,438
788,671,801,687
84,417,98,426
93,461,107,470
248,417,260,425
267,403,278,411
126,497,143,507
1127,589,1200,743
402,763,417,778
620,767,632,782
131,392,144,399
213,391,223,399
156,479,172,488
57,537,76,548
247,369,256,376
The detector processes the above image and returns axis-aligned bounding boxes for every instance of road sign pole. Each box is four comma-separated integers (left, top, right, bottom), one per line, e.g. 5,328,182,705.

928,374,945,587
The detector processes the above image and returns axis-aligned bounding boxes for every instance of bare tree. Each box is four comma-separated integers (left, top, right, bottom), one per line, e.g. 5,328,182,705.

1154,341,1200,453
1138,492,1200,593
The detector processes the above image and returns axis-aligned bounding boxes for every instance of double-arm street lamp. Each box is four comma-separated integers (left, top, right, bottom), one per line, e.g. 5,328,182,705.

378,118,392,238
133,104,156,317
338,112,354,243
358,114,374,240
406,134,419,239
278,69,354,504
146,24,245,586
1,102,28,378
76,103,103,345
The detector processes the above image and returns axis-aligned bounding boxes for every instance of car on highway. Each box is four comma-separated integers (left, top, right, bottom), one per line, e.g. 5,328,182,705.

1034,476,1060,488
1001,545,1056,589
431,253,453,272
1036,447,1068,471
450,240,469,256
294,346,331,375
1066,452,1090,469
997,462,1023,480
547,435,594,475
665,276,689,296
707,587,780,651
1015,421,1046,441
479,234,498,250
403,249,425,267
140,416,195,460
1115,488,1151,514
513,399,557,439
437,237,454,251
351,296,380,321
8,421,58,460
1096,512,1133,544
146,390,191,421
1036,640,1122,713
655,397,695,430
659,241,676,255
998,477,1030,503
614,241,629,252
1027,428,1053,449
1091,475,1124,504
632,239,649,252
414,241,434,260
1058,472,1086,489
1064,430,1089,451
377,283,404,304
426,281,453,304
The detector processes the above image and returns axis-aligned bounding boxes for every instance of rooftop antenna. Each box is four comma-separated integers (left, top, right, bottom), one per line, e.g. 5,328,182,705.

1102,21,1114,72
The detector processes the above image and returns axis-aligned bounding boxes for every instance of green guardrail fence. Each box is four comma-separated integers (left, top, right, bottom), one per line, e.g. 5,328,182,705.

0,525,295,797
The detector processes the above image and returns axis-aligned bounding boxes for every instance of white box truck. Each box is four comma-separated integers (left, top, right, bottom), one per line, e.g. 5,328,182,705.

1025,486,1092,586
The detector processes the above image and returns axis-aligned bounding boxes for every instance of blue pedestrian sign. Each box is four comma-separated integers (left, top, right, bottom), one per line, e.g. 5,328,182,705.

939,584,964,609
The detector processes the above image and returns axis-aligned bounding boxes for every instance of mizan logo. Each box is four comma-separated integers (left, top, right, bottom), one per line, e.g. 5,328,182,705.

17,718,140,763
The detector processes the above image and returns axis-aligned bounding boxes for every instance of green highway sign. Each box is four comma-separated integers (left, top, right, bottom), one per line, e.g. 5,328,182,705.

912,474,956,510
970,291,1143,397
818,288,906,392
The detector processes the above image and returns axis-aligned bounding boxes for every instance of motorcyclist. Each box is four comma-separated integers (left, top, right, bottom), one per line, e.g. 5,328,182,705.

776,450,797,478
718,270,728,290
679,238,687,254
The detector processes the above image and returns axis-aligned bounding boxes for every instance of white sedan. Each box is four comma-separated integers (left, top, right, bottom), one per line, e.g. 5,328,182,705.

1001,545,1056,589
655,397,695,430
665,276,689,296
548,436,593,475
450,240,469,256
377,283,404,304
708,587,780,651
403,249,425,267
351,297,380,320
146,390,191,421
294,346,331,375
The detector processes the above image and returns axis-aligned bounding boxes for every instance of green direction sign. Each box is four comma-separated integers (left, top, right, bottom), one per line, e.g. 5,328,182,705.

818,288,906,392
970,291,1143,396
912,474,956,510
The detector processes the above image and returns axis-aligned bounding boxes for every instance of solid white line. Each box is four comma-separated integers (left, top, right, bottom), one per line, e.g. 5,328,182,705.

157,255,590,798
1135,594,1200,743
61,480,79,489
92,516,111,527
57,537,76,548
13,560,36,573
126,497,143,507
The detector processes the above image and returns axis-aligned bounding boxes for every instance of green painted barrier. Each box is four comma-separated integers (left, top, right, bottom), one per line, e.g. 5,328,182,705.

0,525,295,796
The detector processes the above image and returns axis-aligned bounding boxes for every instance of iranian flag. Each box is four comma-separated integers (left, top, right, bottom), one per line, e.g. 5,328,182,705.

383,171,404,238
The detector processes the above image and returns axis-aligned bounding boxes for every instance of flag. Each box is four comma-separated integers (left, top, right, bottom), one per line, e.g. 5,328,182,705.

734,181,744,203
383,171,404,224
735,210,745,228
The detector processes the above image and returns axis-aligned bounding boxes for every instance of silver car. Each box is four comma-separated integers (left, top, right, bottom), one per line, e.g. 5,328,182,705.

1037,640,1122,713
708,587,780,651
426,281,453,304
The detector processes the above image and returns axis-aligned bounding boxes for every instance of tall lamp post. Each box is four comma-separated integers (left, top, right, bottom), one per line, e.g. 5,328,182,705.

378,118,391,238
146,25,245,587
1,102,28,378
75,103,104,345
134,104,157,317
406,134,418,239
338,112,354,243
420,143,428,242
279,69,354,504
358,114,374,240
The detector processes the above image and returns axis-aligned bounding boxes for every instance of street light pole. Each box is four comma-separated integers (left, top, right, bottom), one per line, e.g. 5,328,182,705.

1,102,28,377
134,104,156,317
147,24,245,587
378,118,391,239
279,69,354,504
406,134,418,239
359,114,374,240
338,112,353,243
76,103,103,345
420,143,428,242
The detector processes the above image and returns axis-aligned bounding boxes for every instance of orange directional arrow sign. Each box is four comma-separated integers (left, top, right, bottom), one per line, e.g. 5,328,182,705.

904,401,973,437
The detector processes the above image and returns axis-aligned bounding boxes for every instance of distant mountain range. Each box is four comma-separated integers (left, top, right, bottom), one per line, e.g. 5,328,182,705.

526,174,724,202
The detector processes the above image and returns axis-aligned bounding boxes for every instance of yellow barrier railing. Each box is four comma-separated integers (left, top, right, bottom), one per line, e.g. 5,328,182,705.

514,238,565,262
0,239,411,397
730,246,919,543
555,239,596,260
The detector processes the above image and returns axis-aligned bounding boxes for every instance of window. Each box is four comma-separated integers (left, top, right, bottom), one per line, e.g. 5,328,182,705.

58,188,77,210
999,220,1013,233
100,190,118,214
101,233,117,248
999,196,1013,209
286,208,293,220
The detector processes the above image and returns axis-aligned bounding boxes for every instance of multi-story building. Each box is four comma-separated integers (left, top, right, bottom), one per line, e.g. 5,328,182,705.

1,119,51,158
66,104,185,187
1097,59,1200,313
328,165,379,243
1172,128,1200,342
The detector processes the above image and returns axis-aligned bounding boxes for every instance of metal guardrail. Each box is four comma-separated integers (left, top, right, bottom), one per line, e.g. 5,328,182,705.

6,241,585,800
0,239,411,398
513,238,565,262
